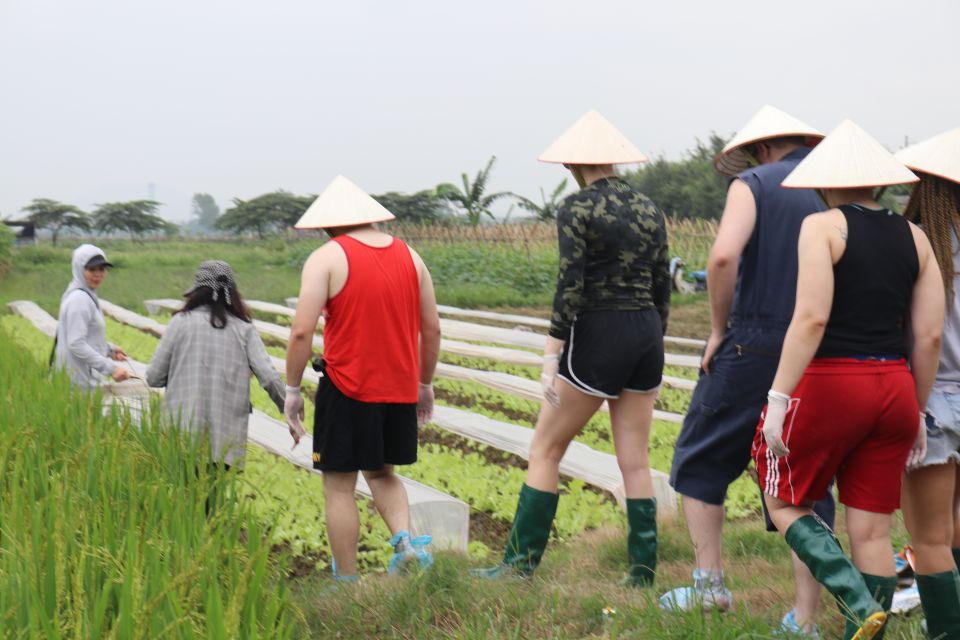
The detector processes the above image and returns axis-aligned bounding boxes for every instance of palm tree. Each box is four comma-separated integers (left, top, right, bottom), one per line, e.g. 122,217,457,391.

436,156,512,226
514,178,569,221
21,198,91,245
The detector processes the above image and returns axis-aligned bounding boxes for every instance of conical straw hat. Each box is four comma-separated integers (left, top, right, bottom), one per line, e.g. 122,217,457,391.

294,175,396,229
715,105,824,177
538,110,648,165
895,128,960,185
782,119,918,189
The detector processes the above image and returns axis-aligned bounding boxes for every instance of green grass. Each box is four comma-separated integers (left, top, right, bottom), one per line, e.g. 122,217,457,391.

0,238,562,316
0,326,296,638
286,519,928,639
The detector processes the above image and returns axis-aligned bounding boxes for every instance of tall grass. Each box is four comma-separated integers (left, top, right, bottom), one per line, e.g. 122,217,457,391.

0,328,298,638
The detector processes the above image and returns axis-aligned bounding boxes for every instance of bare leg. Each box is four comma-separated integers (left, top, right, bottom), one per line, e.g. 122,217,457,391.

681,496,725,573
953,465,960,551
764,494,812,540
791,551,822,629
608,390,656,499
362,465,410,535
526,380,604,492
903,464,957,574
764,493,825,627
846,507,895,576
323,470,360,576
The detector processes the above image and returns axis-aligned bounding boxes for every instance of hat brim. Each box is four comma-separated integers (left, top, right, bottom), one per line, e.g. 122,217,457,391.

714,134,824,177
84,256,113,269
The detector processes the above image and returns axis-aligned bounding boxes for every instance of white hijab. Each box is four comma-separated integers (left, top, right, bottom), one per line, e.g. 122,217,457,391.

62,243,108,306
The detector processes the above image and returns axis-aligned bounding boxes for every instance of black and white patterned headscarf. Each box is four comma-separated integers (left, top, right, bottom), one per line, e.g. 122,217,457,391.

185,260,237,305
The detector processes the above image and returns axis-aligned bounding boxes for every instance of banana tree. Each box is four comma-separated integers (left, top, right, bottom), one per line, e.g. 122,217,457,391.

436,156,512,226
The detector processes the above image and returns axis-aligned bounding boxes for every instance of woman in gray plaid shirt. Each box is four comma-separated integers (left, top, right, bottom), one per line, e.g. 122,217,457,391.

147,261,285,468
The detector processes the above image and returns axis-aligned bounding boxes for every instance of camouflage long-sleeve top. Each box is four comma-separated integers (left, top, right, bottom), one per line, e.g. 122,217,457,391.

549,177,670,339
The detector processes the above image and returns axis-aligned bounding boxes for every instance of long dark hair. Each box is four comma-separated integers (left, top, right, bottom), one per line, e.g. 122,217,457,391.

176,286,252,329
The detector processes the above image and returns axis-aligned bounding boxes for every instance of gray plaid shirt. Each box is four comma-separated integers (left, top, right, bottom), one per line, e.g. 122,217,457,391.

146,308,285,466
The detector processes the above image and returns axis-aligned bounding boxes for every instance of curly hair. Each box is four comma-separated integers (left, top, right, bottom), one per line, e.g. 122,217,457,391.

904,174,960,300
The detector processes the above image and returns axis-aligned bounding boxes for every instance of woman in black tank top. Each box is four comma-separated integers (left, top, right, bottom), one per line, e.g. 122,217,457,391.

752,120,945,639
897,129,960,638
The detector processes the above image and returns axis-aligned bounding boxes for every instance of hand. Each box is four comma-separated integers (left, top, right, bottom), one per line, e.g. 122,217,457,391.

907,411,928,469
540,353,561,408
111,367,130,382
111,346,128,362
701,330,724,374
762,389,791,457
284,385,306,447
417,383,434,426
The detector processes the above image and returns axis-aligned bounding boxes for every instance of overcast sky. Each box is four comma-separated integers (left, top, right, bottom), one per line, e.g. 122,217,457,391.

1,0,957,222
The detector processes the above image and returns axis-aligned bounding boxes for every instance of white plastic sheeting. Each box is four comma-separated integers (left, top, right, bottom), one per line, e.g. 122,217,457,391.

257,299,697,389
143,299,323,350
145,298,686,422
141,300,682,511
433,406,677,515
283,297,701,369
289,297,707,350
436,362,684,424
14,300,470,550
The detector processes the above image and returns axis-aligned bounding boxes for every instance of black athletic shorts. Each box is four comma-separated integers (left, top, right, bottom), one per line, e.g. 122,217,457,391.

557,308,664,398
312,365,418,472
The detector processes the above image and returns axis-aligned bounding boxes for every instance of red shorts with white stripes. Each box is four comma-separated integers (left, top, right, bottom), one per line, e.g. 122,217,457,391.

752,358,917,514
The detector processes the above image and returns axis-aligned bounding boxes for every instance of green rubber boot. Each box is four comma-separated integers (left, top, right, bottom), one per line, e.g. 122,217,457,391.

471,484,558,579
916,568,960,640
784,515,886,640
843,574,896,640
619,498,657,587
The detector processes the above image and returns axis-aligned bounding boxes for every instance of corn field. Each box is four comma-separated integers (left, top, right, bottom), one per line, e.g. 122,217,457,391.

390,218,717,269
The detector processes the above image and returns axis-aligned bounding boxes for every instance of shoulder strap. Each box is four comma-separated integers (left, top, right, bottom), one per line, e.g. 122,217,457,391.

49,288,101,371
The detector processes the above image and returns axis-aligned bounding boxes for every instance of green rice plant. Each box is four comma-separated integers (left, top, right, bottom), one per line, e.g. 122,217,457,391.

0,327,297,638
0,222,15,277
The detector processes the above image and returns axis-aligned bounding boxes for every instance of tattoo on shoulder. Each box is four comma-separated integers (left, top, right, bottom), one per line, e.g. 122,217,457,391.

835,225,847,242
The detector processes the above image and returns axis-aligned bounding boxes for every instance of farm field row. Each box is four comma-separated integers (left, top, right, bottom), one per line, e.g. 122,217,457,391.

1,313,628,569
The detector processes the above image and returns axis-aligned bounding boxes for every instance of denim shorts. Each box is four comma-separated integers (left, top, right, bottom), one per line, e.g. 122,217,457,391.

669,326,784,505
918,388,960,467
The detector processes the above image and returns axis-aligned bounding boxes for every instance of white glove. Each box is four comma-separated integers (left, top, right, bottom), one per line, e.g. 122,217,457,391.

417,382,434,426
907,411,928,469
284,385,306,447
540,353,561,408
762,389,791,458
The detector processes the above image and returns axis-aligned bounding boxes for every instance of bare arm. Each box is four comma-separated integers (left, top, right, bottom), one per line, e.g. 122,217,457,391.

410,248,441,384
908,223,945,411
285,247,332,387
770,214,838,395
707,179,757,334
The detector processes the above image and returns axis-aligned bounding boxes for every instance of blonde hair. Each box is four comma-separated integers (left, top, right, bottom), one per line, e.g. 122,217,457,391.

904,174,960,299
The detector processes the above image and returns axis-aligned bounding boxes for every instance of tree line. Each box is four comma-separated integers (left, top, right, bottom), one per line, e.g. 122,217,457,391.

10,136,737,243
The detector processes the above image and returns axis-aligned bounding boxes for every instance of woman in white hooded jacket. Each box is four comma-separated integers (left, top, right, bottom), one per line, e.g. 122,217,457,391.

54,244,129,389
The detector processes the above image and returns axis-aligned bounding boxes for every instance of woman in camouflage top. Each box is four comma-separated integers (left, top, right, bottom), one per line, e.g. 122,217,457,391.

475,111,670,586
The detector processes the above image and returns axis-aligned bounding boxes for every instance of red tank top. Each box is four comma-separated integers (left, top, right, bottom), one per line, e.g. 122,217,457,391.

323,235,421,403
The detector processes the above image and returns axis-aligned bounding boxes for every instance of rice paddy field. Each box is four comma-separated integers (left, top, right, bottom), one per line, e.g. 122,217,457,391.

0,227,928,638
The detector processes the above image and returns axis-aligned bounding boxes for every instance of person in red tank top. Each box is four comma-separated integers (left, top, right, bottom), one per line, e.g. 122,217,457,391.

283,176,442,582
